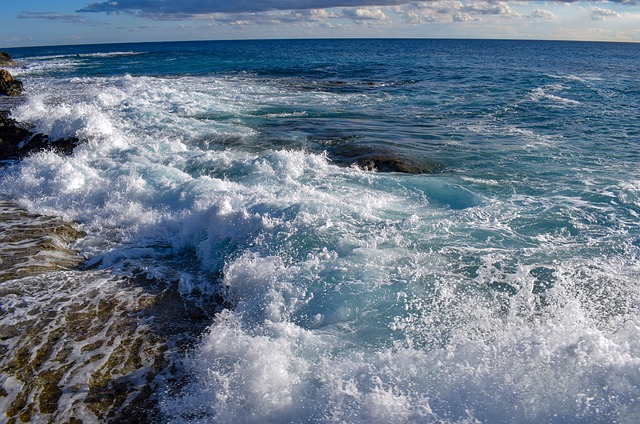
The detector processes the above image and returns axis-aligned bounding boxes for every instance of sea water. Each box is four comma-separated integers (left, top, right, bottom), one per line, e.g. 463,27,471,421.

1,39,640,423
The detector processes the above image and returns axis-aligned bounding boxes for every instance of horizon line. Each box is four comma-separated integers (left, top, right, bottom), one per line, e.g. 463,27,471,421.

3,36,639,50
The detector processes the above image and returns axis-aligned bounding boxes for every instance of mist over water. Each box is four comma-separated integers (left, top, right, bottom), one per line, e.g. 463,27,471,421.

1,39,640,422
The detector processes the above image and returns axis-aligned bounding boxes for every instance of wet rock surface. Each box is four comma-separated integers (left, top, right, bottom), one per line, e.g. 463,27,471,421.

0,110,81,160
0,200,223,423
0,199,85,282
0,272,223,423
0,272,197,423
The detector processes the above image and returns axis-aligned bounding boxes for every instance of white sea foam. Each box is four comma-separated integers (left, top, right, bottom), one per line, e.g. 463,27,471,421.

159,182,639,422
548,73,603,83
459,176,500,186
79,51,141,58
160,248,640,423
530,84,581,106
23,51,140,62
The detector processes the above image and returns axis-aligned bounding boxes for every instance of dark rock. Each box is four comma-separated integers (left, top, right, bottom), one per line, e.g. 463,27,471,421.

0,110,32,157
328,143,441,174
22,133,81,156
353,155,438,174
0,51,16,66
0,110,81,159
0,69,23,96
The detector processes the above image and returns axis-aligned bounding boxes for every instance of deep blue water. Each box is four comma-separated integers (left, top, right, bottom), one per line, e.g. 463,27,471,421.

1,39,640,423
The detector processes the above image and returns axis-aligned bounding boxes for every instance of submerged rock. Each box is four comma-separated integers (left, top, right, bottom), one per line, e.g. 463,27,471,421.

0,52,16,67
352,155,438,174
328,143,441,174
0,69,22,97
0,110,81,159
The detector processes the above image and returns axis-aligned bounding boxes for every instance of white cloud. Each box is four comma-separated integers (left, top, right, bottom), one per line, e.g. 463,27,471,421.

453,12,474,21
342,6,389,23
527,9,558,19
391,2,458,24
52,0,637,42
125,24,159,32
590,7,621,20
292,9,339,20
463,2,518,17
193,9,343,28
391,1,521,24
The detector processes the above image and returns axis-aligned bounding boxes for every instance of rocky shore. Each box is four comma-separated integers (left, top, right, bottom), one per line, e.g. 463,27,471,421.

0,179,213,423
0,50,175,423
0,199,86,282
0,196,222,423
0,70,22,98
0,52,22,97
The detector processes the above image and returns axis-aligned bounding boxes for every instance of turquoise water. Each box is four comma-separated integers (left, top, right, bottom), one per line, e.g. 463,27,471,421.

1,39,640,422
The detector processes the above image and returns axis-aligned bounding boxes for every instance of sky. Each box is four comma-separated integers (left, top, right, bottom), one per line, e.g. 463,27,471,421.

1,0,639,47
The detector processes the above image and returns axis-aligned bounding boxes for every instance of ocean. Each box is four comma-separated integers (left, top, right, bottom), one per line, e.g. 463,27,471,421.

1,38,639,423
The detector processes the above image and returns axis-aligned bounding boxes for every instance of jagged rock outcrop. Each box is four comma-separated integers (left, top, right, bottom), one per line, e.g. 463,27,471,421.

0,69,23,96
0,51,16,66
0,110,80,159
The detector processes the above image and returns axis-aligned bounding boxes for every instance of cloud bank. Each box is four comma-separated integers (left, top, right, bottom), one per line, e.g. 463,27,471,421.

74,0,640,27
77,0,635,18
18,12,106,25
79,1,409,15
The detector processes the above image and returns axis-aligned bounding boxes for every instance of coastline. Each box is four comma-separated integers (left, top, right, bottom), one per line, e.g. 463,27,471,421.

0,107,222,423
0,48,236,422
0,53,191,421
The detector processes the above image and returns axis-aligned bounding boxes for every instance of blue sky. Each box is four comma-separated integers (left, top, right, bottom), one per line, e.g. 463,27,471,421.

1,0,639,47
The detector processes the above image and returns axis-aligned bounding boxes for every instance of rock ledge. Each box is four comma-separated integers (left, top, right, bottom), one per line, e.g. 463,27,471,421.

0,51,16,67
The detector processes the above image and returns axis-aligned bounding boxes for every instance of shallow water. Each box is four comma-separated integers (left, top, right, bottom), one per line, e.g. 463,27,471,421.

1,39,640,422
